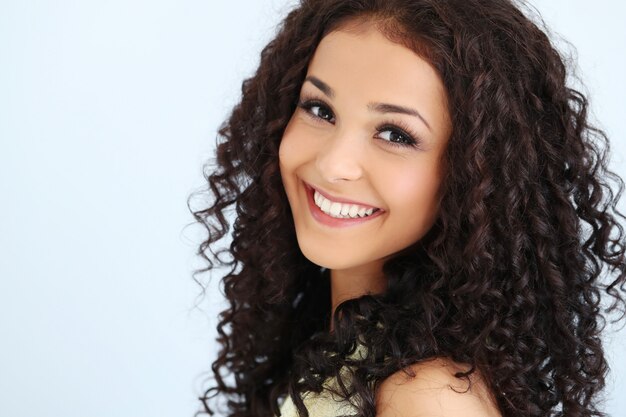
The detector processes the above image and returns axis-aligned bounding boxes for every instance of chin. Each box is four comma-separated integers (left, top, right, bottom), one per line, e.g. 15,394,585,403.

300,244,378,272
299,245,350,270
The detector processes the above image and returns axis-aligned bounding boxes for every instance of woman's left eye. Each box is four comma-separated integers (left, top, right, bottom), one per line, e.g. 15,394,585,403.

377,126,417,147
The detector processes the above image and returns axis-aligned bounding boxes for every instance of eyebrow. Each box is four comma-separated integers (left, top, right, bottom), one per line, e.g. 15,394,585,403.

304,75,432,132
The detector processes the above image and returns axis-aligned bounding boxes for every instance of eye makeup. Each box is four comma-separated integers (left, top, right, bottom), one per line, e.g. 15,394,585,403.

296,94,425,150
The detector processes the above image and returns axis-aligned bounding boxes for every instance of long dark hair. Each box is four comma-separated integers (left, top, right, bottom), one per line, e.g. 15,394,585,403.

188,0,626,416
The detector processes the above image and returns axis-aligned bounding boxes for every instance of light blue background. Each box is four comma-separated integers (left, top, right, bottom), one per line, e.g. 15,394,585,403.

0,1,624,416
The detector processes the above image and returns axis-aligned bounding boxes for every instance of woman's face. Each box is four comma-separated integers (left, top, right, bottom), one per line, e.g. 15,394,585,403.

279,22,452,275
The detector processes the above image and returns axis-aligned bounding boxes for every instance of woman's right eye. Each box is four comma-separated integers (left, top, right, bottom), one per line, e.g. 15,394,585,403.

297,99,335,123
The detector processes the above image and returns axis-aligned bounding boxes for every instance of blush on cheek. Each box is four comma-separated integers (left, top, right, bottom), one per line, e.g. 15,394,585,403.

394,173,441,212
278,130,304,161
394,176,433,199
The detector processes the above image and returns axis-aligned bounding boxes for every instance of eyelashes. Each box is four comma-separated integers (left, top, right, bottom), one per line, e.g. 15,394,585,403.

295,95,423,150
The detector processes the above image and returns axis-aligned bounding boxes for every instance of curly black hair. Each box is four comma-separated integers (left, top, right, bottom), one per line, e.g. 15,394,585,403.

188,0,626,416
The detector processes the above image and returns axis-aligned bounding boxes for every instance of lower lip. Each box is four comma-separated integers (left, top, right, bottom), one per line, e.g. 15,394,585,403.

304,182,384,228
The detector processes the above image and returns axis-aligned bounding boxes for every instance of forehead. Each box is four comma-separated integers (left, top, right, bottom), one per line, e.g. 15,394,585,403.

305,23,451,137
314,25,440,88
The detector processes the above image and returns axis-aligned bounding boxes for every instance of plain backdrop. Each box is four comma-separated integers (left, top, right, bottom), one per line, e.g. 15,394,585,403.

0,1,624,416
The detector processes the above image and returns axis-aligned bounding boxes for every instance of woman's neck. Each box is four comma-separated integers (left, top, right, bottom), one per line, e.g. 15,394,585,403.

328,262,387,331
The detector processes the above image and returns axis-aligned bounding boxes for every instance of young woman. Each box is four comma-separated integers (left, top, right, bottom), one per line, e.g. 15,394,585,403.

190,0,626,416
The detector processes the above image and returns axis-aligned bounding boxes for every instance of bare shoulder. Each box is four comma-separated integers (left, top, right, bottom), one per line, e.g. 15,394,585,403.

376,357,502,417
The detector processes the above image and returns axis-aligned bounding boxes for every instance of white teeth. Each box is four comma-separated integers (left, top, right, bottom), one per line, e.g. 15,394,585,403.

314,190,322,206
321,198,331,213
329,202,342,217
313,189,378,219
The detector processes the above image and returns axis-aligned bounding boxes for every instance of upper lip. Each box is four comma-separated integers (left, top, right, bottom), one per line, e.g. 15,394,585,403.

304,181,382,210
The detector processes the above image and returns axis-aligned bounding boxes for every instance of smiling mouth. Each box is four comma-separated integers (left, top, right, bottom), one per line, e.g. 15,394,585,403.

313,189,381,218
303,182,384,223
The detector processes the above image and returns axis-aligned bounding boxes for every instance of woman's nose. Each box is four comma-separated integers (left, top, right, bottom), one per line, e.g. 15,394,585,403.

315,127,365,183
